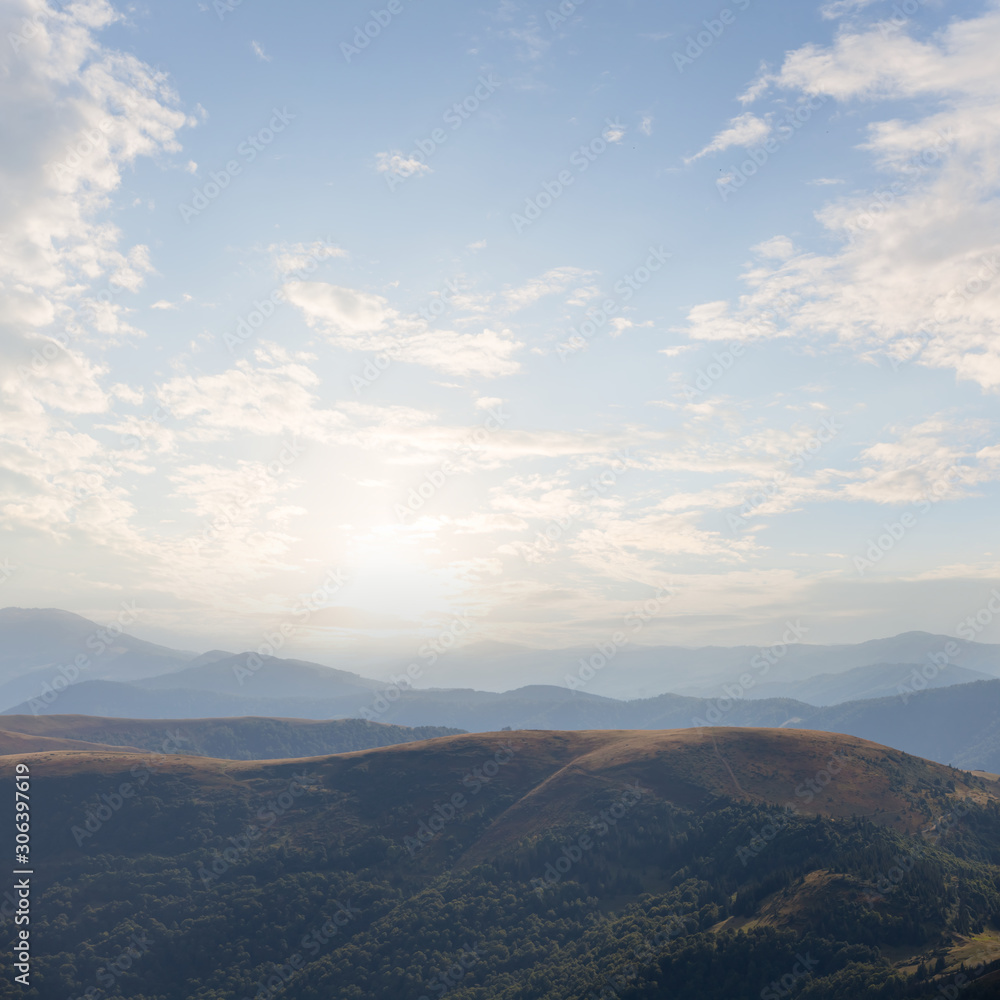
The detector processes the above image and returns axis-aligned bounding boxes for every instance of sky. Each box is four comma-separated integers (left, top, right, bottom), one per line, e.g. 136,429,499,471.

2,0,1000,667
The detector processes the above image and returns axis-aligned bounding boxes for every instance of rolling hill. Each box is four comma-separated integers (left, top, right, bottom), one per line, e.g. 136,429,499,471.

3,728,1000,999
0,714,463,760
9,676,1000,774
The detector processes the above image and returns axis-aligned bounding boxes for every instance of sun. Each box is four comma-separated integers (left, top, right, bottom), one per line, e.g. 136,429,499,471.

341,522,460,622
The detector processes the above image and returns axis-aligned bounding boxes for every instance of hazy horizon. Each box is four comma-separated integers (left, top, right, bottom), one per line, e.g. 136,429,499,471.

3,0,1000,666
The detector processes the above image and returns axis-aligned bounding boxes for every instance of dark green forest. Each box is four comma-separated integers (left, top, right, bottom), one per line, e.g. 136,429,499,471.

6,748,1000,1000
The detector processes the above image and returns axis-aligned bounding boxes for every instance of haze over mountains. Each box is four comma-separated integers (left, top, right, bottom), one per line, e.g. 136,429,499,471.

10,608,1000,706
4,607,1000,772
3,607,999,997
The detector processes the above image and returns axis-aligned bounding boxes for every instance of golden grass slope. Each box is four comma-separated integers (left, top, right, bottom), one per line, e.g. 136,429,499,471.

2,728,994,863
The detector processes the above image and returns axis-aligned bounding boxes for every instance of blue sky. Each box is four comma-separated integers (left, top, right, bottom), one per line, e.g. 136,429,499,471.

2,0,999,666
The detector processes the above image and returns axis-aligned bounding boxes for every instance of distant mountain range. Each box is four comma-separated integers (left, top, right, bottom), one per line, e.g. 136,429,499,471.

392,630,1000,697
5,678,1000,771
3,607,1000,770
7,607,1000,704
739,659,995,705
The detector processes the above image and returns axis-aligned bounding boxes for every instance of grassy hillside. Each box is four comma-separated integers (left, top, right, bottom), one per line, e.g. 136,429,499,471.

0,729,143,755
7,677,1000,775
3,728,1000,999
0,714,463,760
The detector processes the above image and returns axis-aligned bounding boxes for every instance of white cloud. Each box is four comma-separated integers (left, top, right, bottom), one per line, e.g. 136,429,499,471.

751,236,796,260
150,293,192,310
251,40,272,62
375,151,432,178
840,418,996,505
158,351,347,442
374,327,524,378
603,119,626,143
0,0,189,543
503,266,595,311
283,280,523,377
678,300,779,343
639,115,654,136
819,0,881,19
270,241,347,277
284,282,395,338
678,6,1000,389
737,64,773,105
686,112,772,163
505,22,549,61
